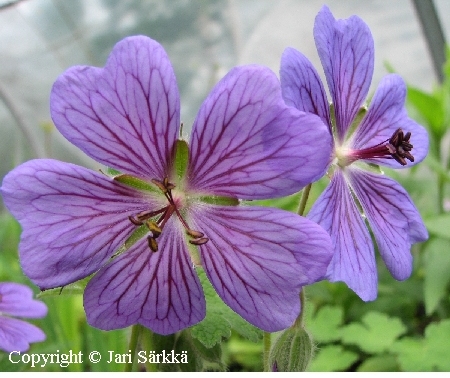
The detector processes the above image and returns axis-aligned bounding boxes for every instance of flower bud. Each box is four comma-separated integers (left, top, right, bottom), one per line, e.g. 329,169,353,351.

268,327,314,372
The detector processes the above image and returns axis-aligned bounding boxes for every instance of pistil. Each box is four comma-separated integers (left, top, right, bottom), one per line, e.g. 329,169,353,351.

344,128,414,166
128,178,208,252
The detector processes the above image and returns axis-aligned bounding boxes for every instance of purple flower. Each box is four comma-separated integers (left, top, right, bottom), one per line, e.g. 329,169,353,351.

1,36,333,334
0,282,47,352
280,6,429,301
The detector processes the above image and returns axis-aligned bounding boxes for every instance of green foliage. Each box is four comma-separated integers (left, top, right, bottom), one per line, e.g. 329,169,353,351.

390,320,450,371
306,306,343,343
339,312,406,354
190,269,262,348
423,238,450,314
308,345,358,372
424,214,450,240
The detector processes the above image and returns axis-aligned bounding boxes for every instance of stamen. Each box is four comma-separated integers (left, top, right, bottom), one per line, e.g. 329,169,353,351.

146,221,162,238
128,177,208,252
186,229,204,238
189,237,209,246
345,128,415,166
147,236,158,252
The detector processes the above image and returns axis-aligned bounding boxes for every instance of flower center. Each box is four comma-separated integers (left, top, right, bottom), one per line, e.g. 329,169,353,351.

340,128,414,167
128,177,208,252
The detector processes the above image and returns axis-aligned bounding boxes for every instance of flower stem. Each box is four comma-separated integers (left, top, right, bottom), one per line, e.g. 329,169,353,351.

263,331,271,371
297,184,312,216
140,327,158,372
292,290,306,329
125,324,142,372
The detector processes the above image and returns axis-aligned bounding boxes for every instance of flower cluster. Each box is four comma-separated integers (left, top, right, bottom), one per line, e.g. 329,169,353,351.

0,4,428,339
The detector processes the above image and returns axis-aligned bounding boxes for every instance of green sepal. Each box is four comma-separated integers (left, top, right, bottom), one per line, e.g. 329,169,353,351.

198,196,239,206
36,275,92,298
268,327,315,372
113,174,158,193
190,268,262,348
174,139,189,182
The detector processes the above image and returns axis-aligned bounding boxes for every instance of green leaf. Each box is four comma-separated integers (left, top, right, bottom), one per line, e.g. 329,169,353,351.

340,312,406,354
190,269,262,348
308,345,358,372
307,306,343,343
390,319,450,371
356,354,399,372
424,238,450,314
424,213,450,240
407,86,445,137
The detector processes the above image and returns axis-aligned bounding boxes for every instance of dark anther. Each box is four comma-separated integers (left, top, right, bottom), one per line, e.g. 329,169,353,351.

189,237,209,246
386,128,414,166
186,229,204,239
129,177,208,252
147,236,158,252
146,221,162,238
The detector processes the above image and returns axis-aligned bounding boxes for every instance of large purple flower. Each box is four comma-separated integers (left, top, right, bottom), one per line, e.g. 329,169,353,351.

0,282,47,352
1,36,333,334
280,6,429,301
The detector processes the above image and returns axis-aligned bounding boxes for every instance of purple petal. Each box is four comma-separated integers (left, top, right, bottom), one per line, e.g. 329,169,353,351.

314,5,374,141
187,65,333,200
280,47,331,130
348,169,428,280
50,36,180,180
190,205,332,331
84,217,205,335
350,74,429,168
0,282,47,318
1,159,159,289
308,169,377,301
0,317,46,352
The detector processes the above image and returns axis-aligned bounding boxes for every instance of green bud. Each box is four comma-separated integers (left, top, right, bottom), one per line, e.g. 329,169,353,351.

268,327,315,372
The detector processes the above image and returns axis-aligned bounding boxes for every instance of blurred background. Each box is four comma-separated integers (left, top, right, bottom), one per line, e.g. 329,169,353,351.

1,0,450,372
0,0,448,177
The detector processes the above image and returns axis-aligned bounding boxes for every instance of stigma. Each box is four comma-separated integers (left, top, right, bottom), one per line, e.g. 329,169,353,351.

339,128,414,167
128,178,208,252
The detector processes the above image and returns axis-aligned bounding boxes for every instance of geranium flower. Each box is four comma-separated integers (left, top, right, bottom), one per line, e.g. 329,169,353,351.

1,36,333,334
0,282,47,352
280,6,429,300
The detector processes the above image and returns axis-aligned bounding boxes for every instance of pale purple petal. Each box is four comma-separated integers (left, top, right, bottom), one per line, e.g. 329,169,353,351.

84,218,205,335
280,47,331,130
190,205,332,331
348,169,428,280
50,36,180,180
187,65,333,200
350,74,429,168
0,317,46,352
308,170,377,301
1,159,160,290
314,5,374,141
0,283,47,318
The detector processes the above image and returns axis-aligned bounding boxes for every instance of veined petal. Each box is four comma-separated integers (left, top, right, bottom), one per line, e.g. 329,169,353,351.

50,36,180,180
188,65,332,200
314,5,374,141
190,205,332,332
348,169,428,280
0,283,47,318
84,218,205,335
350,74,429,168
308,169,377,301
0,317,46,353
280,47,331,130
1,159,158,290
